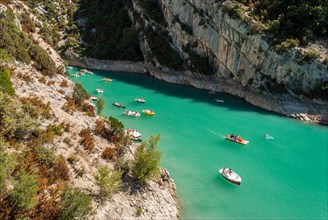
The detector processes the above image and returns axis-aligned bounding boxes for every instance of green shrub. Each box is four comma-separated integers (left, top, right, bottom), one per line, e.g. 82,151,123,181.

131,135,162,183
94,165,122,200
274,38,300,52
0,10,56,69
96,97,105,115
303,49,320,62
108,116,124,131
0,48,14,62
235,0,328,45
136,206,143,216
58,186,93,220
29,44,57,76
0,92,39,140
72,83,89,107
9,171,38,210
67,154,78,164
0,67,15,95
0,138,17,194
34,146,57,166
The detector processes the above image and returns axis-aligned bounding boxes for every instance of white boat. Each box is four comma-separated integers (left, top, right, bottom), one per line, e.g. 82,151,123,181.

124,129,142,137
123,110,140,117
219,168,242,185
96,88,103,93
90,96,98,101
265,134,274,140
135,98,146,103
102,77,112,82
215,99,224,103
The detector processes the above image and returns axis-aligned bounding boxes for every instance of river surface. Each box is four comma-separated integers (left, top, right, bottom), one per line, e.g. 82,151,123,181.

68,67,327,219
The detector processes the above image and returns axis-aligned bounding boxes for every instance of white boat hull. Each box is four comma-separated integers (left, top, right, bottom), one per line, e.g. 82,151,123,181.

219,168,242,185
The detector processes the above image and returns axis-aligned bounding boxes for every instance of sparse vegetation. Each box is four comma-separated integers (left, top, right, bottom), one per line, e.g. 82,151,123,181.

58,186,93,220
0,67,15,96
234,0,328,45
79,128,95,151
0,92,39,140
94,165,122,200
0,138,16,194
131,135,162,184
0,9,58,75
72,83,90,107
8,171,38,210
96,97,105,115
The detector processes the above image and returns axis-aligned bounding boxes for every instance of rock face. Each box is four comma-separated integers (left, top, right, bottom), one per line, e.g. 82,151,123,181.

129,0,328,124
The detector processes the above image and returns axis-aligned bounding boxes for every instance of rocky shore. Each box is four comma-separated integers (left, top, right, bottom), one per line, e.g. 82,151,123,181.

64,50,328,125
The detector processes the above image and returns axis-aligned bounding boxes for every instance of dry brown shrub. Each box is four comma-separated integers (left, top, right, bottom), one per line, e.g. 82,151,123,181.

38,76,47,84
82,103,95,117
61,97,77,114
52,156,70,181
79,128,95,151
95,118,105,134
102,147,116,160
47,80,55,86
60,80,68,87
21,73,33,82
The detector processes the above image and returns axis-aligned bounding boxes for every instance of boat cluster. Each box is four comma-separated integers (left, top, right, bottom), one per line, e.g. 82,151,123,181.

72,68,94,77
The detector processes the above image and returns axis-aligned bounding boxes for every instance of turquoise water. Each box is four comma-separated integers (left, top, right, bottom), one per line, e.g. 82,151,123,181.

68,68,327,219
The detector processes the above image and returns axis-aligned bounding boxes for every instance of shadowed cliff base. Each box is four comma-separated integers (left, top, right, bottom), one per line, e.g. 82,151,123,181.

63,51,328,126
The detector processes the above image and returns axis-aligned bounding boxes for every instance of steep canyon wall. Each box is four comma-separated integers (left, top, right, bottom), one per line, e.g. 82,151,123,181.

133,0,328,124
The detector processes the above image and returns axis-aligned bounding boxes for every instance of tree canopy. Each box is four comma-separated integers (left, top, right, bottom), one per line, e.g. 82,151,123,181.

236,0,328,44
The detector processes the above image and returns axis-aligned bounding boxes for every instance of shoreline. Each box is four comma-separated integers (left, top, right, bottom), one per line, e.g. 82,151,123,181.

63,50,328,126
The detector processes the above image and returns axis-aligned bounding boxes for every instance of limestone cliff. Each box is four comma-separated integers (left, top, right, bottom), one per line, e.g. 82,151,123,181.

127,0,328,124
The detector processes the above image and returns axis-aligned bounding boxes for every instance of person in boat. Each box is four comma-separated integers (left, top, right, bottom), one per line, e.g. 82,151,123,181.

228,168,232,173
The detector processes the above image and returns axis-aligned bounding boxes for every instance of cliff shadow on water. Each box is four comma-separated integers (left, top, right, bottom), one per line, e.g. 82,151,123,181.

90,69,282,118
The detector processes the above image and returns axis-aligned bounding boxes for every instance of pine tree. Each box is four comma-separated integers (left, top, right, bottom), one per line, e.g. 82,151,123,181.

131,135,162,183
94,165,122,200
